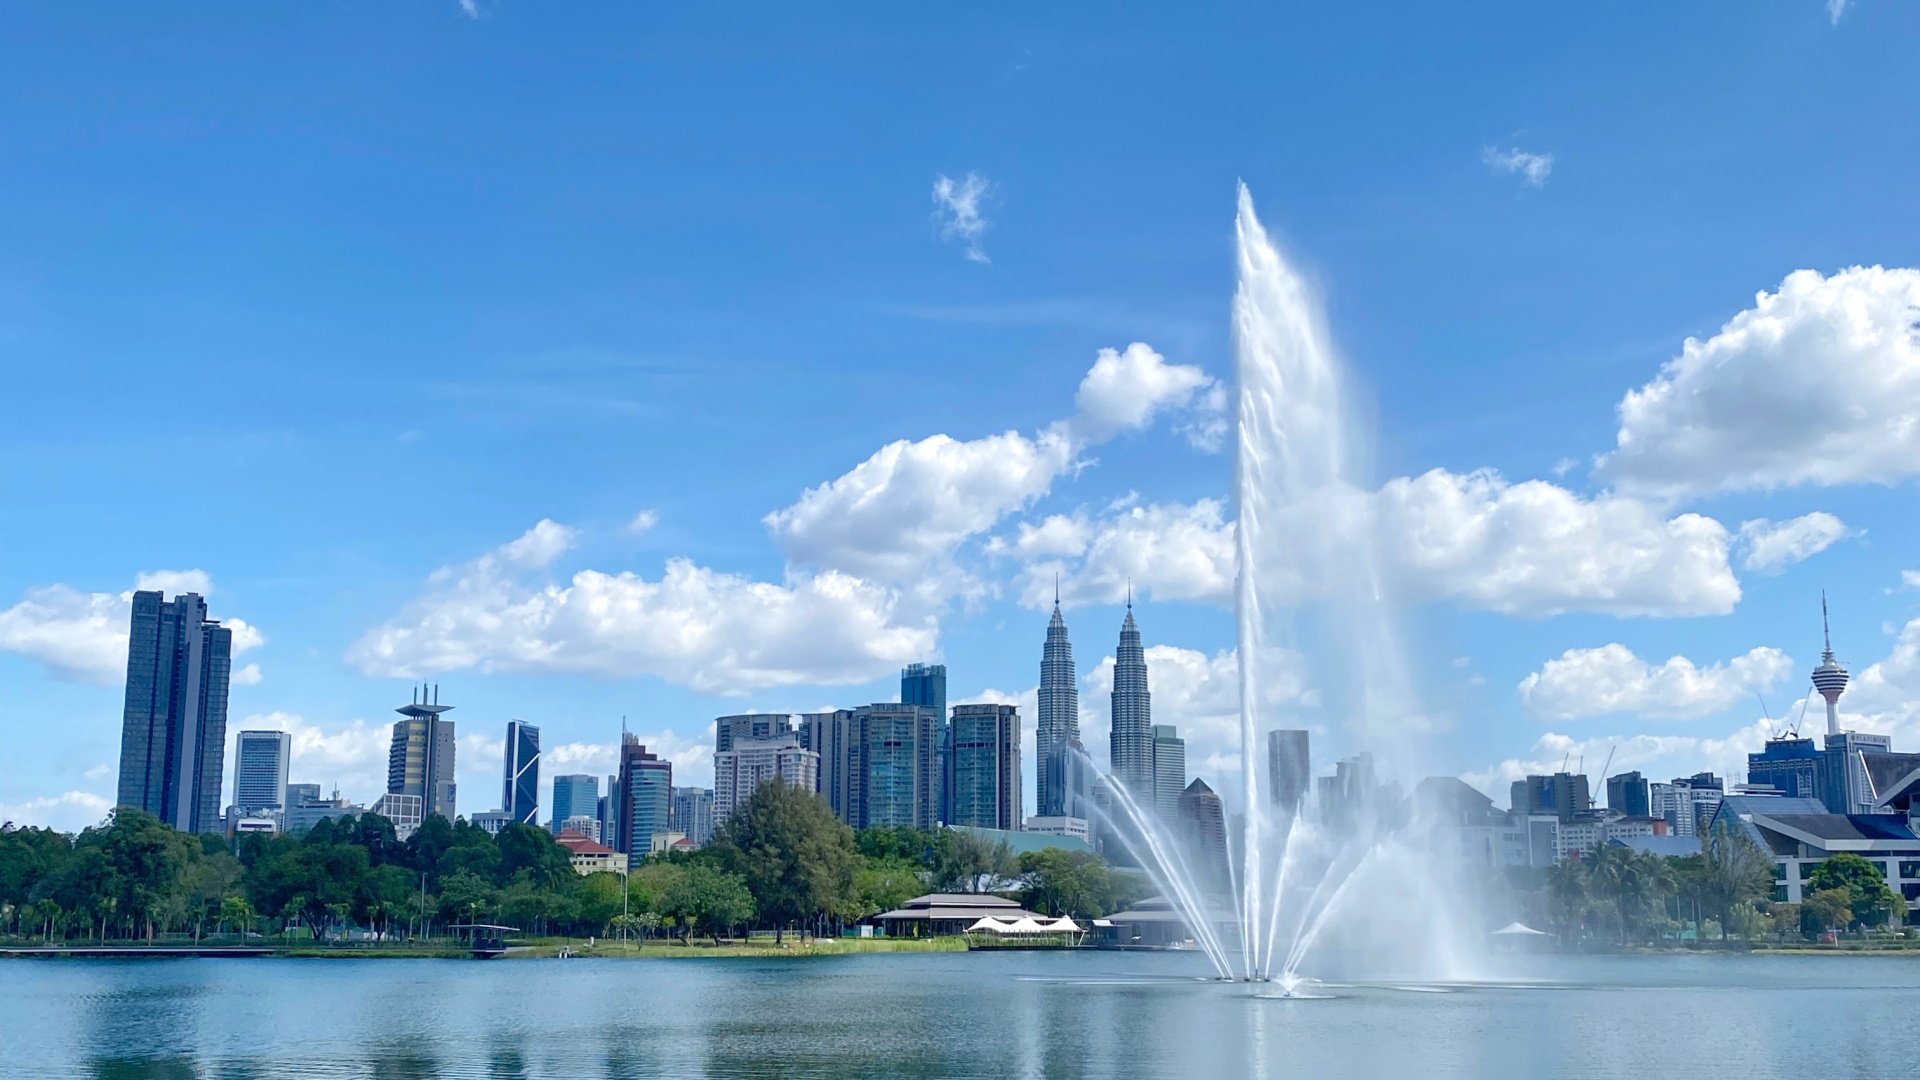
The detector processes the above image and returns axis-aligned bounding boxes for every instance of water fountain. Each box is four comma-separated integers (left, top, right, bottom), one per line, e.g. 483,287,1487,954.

1088,186,1462,988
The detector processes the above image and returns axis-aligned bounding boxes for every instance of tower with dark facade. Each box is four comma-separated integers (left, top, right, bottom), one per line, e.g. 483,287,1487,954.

1036,592,1080,817
1110,597,1154,803
117,591,233,834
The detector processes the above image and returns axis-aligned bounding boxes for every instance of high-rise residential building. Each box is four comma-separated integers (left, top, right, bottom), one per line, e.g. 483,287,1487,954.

116,590,234,834
902,663,949,821
854,703,943,828
233,730,292,814
1268,729,1310,814
800,709,860,825
616,736,672,856
713,736,819,830
503,720,541,826
1177,778,1229,887
950,703,1021,830
715,713,794,754
551,774,599,833
1747,736,1819,798
1606,771,1650,817
672,787,714,847
1035,595,1079,818
1109,602,1154,803
388,686,457,822
1151,725,1186,821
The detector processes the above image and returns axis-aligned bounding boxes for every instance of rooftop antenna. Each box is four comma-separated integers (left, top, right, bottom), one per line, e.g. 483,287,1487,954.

1054,572,1060,607
1126,577,1133,611
433,683,439,706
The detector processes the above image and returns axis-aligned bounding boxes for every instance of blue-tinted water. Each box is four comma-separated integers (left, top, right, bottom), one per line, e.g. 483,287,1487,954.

2,951,1915,1079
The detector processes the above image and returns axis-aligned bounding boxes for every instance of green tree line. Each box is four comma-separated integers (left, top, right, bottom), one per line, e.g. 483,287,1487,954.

1,782,1144,944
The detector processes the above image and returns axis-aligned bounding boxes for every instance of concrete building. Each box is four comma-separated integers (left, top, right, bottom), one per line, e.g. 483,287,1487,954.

715,713,794,754
116,590,234,834
1606,771,1650,817
1511,772,1592,821
286,794,365,833
800,709,859,824
502,720,540,826
1035,595,1079,818
672,786,714,847
1712,795,1920,918
470,810,510,835
616,735,672,857
287,783,321,807
949,703,1021,830
1152,725,1186,821
1268,729,1310,815
557,815,600,842
370,792,423,839
1651,773,1723,837
388,686,456,822
714,736,819,830
1177,778,1229,887
1109,602,1154,805
856,703,943,829
1747,736,1819,799
556,832,628,875
233,730,291,815
550,774,598,835
1023,815,1092,844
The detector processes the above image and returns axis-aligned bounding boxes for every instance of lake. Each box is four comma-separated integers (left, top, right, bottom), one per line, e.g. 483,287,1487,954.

3,950,1915,1079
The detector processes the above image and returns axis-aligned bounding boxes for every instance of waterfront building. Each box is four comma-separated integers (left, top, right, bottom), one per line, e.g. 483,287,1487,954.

388,686,457,821
672,786,715,847
555,832,628,875
1416,778,1533,867
1710,795,1920,918
714,736,819,830
1606,771,1650,817
616,736,672,856
1110,601,1154,805
1035,595,1079,818
470,810,510,835
234,730,291,814
116,590,235,834
1152,725,1186,821
503,720,540,826
715,713,794,754
370,792,423,839
1268,729,1310,814
550,774,599,834
1176,778,1230,886
873,893,1047,937
1747,736,1819,798
949,703,1022,830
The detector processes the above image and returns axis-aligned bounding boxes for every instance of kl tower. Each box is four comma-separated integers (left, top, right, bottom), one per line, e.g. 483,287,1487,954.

1811,592,1849,736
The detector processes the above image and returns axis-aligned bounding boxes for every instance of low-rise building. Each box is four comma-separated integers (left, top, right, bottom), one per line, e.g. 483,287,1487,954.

874,893,1047,937
1711,795,1920,916
469,810,511,835
370,792,424,840
1023,815,1092,844
556,831,630,876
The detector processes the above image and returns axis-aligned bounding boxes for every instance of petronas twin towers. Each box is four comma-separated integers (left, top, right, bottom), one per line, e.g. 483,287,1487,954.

1035,588,1154,818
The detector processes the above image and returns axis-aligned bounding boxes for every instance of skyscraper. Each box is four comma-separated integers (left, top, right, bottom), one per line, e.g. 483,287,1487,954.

388,687,456,822
550,774,599,833
502,720,541,826
1268,729,1310,814
1035,594,1079,817
1110,601,1154,802
1177,778,1229,888
117,590,234,834
714,736,819,830
903,663,950,822
1606,771,1650,817
1151,725,1186,820
800,709,859,826
673,786,715,847
715,713,794,754
233,730,291,815
854,703,943,828
616,735,672,856
950,703,1022,830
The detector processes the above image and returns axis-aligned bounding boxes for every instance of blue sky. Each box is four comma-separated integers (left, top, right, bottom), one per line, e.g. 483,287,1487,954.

4,1,1919,831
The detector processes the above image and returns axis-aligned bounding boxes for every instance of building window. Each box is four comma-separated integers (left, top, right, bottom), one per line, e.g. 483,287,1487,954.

1770,885,1788,904
1799,861,1821,881
1772,864,1786,881
1900,861,1920,880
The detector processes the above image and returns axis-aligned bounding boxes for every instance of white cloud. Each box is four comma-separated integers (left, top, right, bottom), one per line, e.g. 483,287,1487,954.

628,510,659,536
227,711,392,803
1903,570,1920,589
136,569,213,596
1069,343,1223,450
932,172,993,263
459,0,479,18
1518,643,1793,722
1083,644,1309,783
1462,722,1773,807
1828,0,1850,24
231,663,263,686
349,524,935,695
1482,145,1553,186
0,790,114,833
1837,615,1920,743
1599,266,1920,499
499,519,578,569
0,573,259,683
1737,512,1849,573
1016,468,1740,618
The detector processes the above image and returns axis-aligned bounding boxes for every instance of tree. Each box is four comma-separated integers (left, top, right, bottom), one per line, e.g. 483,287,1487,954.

497,824,573,889
1806,854,1899,929
86,809,199,941
1802,887,1853,935
716,782,856,942
1545,860,1590,941
1690,823,1778,940
661,865,756,944
848,861,923,922
932,831,1017,893
1017,849,1141,918
437,869,496,924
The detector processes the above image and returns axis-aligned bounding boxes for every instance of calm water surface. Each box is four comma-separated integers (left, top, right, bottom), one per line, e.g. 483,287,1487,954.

2,950,1915,1079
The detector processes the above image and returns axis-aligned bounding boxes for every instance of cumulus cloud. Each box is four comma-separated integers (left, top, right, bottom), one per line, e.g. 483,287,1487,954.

1903,570,1920,589
628,510,660,536
1482,146,1554,186
1069,343,1224,451
1836,615,1920,741
231,663,264,686
349,522,935,694
1737,512,1849,573
0,572,259,683
0,790,114,833
1518,643,1793,722
1827,0,1849,24
932,172,993,263
1599,267,1920,499
1012,468,1740,618
226,711,392,802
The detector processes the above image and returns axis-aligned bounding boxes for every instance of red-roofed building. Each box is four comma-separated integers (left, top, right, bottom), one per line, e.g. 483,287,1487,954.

556,831,629,876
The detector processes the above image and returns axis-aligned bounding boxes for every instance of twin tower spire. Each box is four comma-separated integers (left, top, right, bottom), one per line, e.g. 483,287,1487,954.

1034,583,1151,818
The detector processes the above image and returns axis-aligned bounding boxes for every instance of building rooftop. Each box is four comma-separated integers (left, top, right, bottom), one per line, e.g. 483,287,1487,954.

1608,835,1702,858
949,825,1093,856
555,832,619,856
1758,814,1919,843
